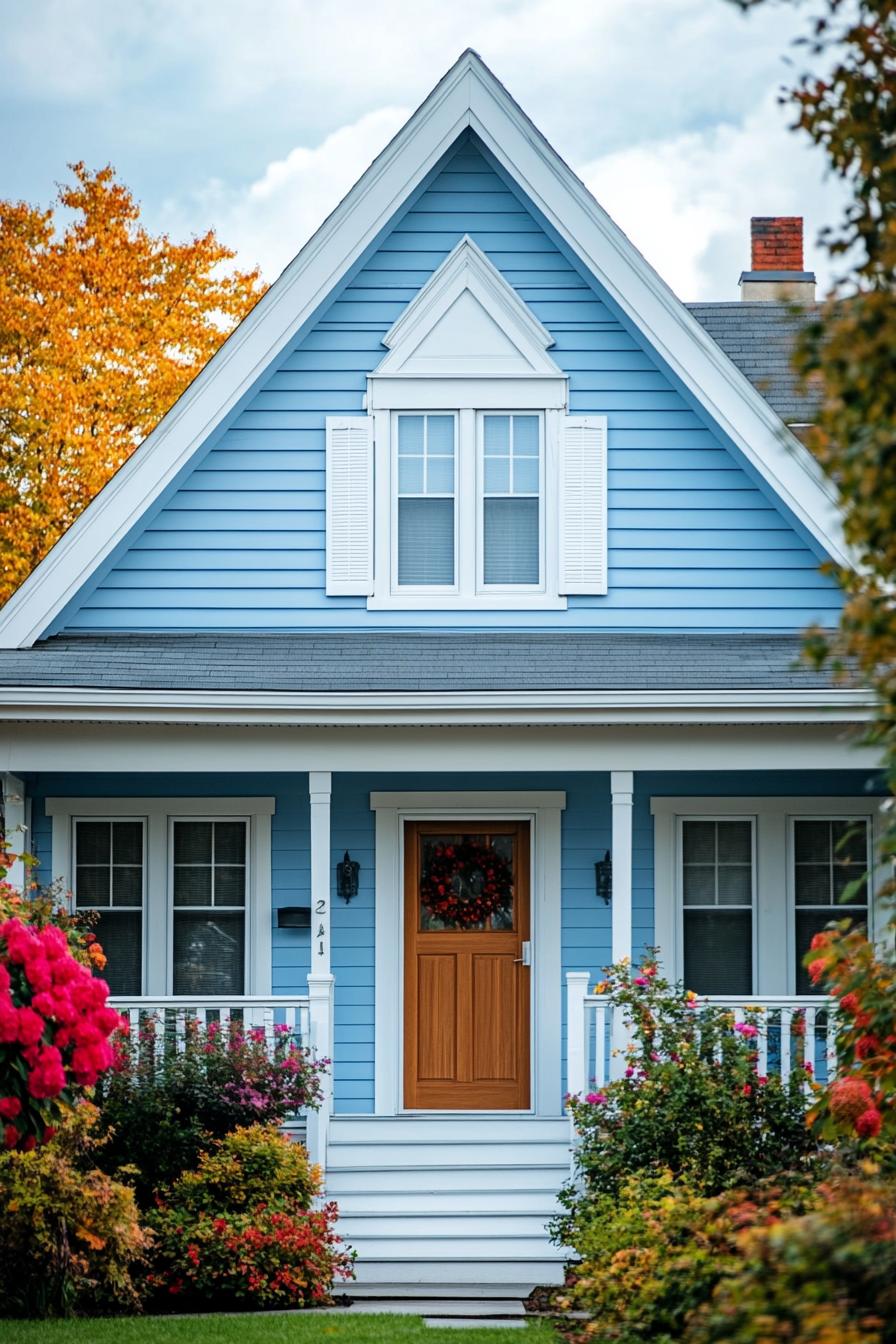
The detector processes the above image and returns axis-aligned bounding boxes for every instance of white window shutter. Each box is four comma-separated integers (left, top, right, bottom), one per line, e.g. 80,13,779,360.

559,414,608,594
325,416,374,595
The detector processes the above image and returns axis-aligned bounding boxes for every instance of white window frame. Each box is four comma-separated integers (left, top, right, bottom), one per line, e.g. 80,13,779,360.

371,405,564,610
676,814,757,996
653,796,886,997
46,797,274,996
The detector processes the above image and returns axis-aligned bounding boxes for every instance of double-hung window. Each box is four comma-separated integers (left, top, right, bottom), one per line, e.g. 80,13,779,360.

50,797,273,998
792,817,869,993
654,797,879,998
480,413,542,589
396,414,457,589
74,819,145,996
680,818,754,996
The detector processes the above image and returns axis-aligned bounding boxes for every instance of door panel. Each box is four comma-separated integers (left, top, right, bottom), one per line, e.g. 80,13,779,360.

403,820,531,1110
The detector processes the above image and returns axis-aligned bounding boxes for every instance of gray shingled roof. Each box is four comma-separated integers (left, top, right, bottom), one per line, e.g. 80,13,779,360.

0,633,846,693
688,302,821,425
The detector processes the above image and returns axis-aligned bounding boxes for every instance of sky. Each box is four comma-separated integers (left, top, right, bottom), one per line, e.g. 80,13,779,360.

2,0,845,302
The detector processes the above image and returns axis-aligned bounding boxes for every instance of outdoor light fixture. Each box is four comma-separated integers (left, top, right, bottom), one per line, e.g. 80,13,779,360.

595,850,612,905
277,906,311,929
337,850,360,903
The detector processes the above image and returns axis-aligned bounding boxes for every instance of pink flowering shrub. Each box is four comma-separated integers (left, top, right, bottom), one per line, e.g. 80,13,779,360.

558,956,817,1212
96,1014,327,1204
0,849,122,1151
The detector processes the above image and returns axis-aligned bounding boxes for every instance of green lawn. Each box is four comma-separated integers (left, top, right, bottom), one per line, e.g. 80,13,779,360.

0,1313,559,1344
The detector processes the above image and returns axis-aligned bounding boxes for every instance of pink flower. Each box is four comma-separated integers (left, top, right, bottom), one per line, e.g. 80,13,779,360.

0,1097,22,1119
733,1022,758,1039
633,976,650,988
16,1007,46,1048
585,1091,607,1105
625,1066,635,1078
855,1107,882,1139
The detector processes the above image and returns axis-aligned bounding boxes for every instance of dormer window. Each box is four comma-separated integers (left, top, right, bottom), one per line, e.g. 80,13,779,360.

324,237,607,610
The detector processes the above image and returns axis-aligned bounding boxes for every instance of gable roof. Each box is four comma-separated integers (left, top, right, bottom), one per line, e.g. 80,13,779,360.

0,50,849,649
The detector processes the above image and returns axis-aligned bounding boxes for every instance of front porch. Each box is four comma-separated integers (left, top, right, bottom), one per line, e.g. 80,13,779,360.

4,732,884,1287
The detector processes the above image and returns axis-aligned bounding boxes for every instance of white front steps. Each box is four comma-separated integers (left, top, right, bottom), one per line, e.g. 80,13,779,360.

326,1115,571,1291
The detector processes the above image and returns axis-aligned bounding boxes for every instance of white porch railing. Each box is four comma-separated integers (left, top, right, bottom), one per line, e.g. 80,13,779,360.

566,972,838,1099
110,995,312,1053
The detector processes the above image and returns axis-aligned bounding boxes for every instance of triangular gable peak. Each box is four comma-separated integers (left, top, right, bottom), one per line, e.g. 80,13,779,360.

369,236,567,411
0,50,849,647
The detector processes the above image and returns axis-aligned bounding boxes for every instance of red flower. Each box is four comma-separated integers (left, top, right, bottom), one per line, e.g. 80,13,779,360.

808,958,829,985
809,931,831,950
855,1035,879,1060
3,1124,19,1148
855,1107,883,1139
0,1097,22,1119
16,1006,46,1047
839,992,860,1015
830,1076,873,1124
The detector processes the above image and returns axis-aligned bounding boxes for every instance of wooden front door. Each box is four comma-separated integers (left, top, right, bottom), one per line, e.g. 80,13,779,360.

403,820,531,1110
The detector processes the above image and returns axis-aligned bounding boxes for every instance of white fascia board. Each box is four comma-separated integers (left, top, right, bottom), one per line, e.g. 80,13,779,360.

0,53,848,650
0,686,874,727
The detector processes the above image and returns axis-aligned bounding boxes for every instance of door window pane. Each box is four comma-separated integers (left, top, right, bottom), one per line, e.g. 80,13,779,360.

418,831,516,932
681,818,753,995
397,413,456,587
793,818,869,992
481,414,541,587
74,819,144,995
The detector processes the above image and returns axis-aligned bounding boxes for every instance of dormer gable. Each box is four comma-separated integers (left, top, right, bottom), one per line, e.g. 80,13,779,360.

372,236,565,384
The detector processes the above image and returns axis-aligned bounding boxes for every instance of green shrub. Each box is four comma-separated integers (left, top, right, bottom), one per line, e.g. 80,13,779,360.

555,1168,819,1344
0,1102,149,1318
95,1014,327,1203
561,956,817,1212
146,1124,353,1311
686,1171,896,1344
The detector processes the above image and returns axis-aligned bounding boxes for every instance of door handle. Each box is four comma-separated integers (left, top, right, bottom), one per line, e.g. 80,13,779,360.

514,941,532,967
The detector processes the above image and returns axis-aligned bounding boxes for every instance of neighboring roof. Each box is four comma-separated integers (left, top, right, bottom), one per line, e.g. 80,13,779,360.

0,633,851,693
689,303,822,425
0,52,849,650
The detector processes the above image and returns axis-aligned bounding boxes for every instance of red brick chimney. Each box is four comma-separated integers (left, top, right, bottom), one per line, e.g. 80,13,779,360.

739,217,815,301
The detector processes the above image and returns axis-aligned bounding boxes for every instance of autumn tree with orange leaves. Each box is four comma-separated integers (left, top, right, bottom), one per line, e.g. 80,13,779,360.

0,163,265,602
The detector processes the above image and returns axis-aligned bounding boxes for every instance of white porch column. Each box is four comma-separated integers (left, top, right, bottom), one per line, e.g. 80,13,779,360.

610,770,634,1080
306,771,334,1174
611,770,634,964
566,971,589,1100
2,774,27,893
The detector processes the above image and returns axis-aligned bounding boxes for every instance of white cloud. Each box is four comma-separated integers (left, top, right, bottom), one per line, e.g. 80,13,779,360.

578,94,846,301
168,106,411,282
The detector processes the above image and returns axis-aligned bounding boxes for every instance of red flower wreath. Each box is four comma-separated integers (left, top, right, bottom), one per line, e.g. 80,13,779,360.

420,838,514,929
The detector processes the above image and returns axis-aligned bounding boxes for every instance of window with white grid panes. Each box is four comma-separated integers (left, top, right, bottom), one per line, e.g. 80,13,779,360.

396,413,457,588
74,819,144,995
792,817,869,993
680,817,754,996
171,819,248,995
480,413,542,588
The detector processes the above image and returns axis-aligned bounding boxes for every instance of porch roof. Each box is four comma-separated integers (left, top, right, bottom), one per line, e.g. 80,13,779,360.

0,632,852,693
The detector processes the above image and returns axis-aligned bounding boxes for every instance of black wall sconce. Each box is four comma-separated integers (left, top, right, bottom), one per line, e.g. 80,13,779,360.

277,905,311,929
337,850,360,903
595,850,612,905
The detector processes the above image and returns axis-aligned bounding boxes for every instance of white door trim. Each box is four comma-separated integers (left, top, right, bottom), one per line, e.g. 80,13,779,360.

372,790,565,1116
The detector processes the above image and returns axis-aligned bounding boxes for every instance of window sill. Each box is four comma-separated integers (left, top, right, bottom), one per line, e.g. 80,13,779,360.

366,594,569,611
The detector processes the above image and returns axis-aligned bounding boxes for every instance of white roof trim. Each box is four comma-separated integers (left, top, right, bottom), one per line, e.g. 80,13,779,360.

0,685,874,727
0,50,849,648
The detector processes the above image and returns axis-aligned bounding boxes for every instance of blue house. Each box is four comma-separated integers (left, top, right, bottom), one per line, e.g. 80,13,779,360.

0,53,882,1292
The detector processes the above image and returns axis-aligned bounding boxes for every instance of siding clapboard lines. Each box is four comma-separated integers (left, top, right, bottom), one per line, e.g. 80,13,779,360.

60,134,841,633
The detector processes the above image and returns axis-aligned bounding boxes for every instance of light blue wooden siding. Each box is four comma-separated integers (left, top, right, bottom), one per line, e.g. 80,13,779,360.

57,134,841,634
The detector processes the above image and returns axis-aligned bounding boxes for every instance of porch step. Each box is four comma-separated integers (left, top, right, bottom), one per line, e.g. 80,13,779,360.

326,1115,571,1291
332,1188,561,1214
346,1283,535,1299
